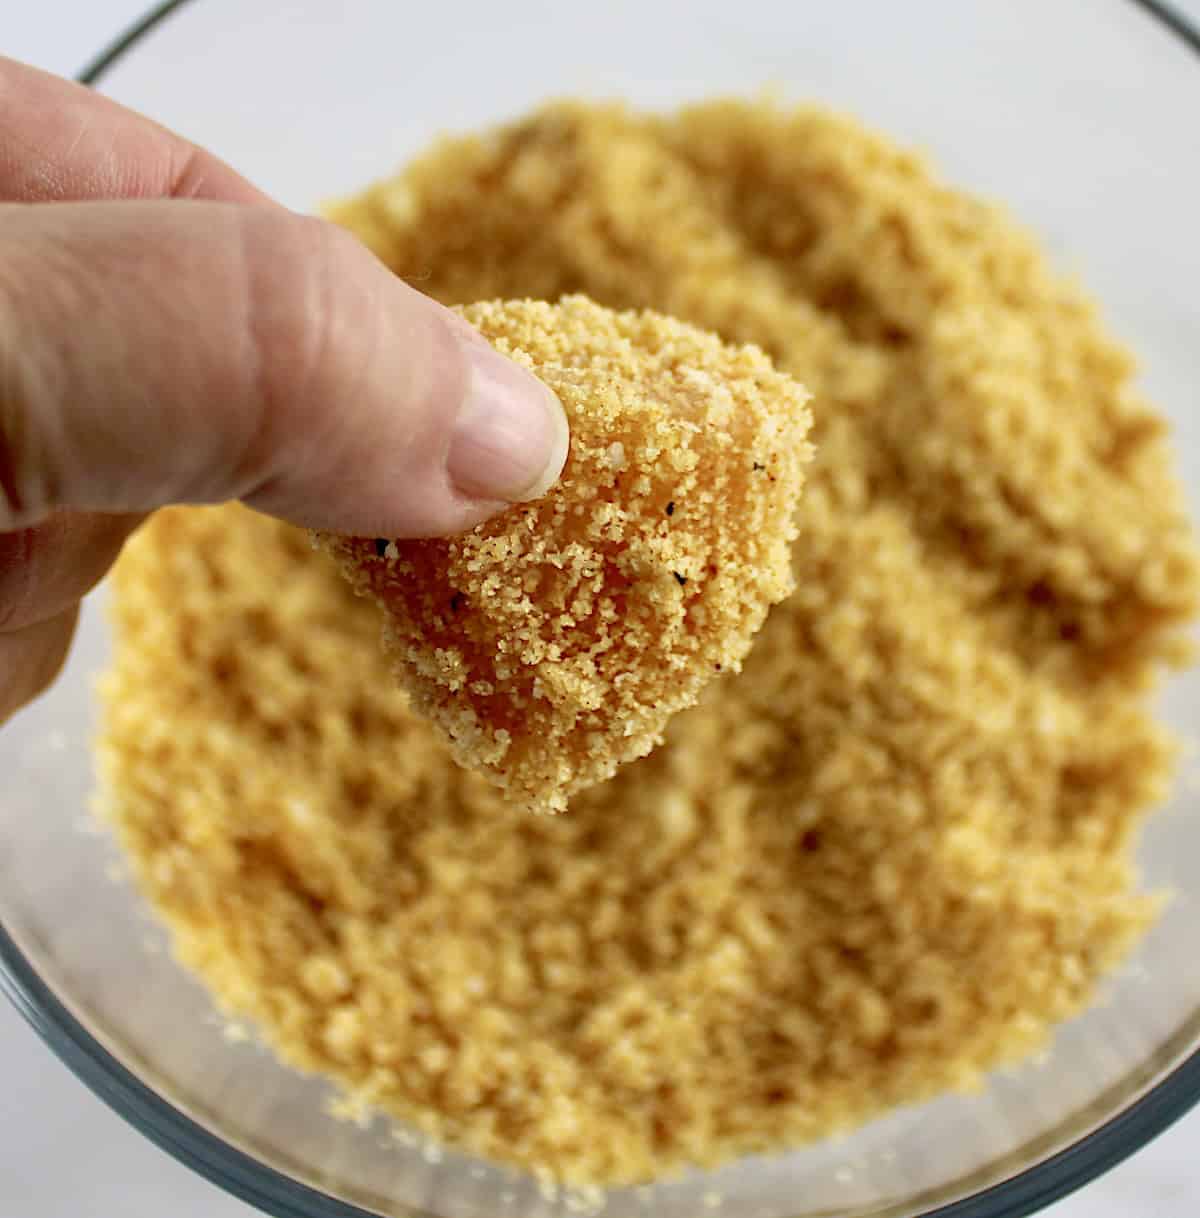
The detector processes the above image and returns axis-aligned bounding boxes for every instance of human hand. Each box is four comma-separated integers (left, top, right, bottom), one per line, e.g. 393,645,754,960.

0,57,569,723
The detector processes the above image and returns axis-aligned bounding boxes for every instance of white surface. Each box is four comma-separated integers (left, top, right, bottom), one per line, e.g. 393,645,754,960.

4,2,1200,1216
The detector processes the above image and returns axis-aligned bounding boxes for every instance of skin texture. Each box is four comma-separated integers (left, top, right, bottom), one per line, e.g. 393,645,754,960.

0,57,567,723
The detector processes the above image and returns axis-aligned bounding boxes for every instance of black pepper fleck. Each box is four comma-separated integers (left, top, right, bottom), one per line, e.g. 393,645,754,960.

752,461,766,472
450,593,464,612
673,572,688,586
665,501,675,517
373,538,388,557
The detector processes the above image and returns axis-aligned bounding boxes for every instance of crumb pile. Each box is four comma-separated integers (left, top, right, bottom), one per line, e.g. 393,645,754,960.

97,99,1200,1188
322,296,811,812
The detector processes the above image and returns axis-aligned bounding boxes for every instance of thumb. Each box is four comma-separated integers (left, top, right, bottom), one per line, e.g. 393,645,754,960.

0,200,568,537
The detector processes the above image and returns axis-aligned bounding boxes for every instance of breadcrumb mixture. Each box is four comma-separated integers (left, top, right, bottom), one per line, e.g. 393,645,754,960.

322,297,811,812
97,99,1199,1188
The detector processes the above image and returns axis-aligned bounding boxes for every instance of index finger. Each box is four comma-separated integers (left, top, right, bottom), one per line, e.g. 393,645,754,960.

0,55,269,204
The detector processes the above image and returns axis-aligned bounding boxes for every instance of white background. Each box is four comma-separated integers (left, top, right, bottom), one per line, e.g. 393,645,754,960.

4,2,1200,1216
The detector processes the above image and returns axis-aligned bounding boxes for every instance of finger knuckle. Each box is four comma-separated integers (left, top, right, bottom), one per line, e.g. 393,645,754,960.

232,213,401,494
229,216,347,484
0,230,69,530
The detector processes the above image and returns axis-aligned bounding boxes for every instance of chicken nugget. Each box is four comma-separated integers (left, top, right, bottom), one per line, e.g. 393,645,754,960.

321,295,812,811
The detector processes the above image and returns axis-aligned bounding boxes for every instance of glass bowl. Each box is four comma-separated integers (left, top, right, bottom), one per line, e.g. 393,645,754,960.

4,1,1200,1216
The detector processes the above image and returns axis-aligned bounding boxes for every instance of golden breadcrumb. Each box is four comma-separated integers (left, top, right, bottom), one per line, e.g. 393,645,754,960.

96,98,1200,1188
321,296,811,812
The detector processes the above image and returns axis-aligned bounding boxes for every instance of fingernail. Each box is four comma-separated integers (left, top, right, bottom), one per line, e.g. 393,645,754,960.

448,341,569,503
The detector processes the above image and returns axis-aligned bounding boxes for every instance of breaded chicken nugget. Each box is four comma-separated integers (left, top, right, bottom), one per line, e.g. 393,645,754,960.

321,295,812,811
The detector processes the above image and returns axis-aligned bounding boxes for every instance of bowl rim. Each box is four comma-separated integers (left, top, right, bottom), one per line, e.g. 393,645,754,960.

4,2,1200,1216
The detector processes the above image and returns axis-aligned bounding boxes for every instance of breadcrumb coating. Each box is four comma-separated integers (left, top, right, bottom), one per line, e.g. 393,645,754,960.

322,296,811,812
97,98,1200,1188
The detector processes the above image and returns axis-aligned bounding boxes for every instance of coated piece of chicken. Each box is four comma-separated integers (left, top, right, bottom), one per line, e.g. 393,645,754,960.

321,295,813,811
